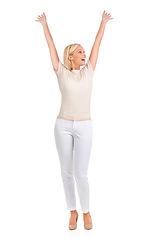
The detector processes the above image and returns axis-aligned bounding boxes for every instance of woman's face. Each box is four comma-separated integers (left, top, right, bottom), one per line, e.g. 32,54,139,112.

69,45,86,69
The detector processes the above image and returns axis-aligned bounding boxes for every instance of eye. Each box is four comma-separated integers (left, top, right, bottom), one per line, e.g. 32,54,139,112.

78,51,85,53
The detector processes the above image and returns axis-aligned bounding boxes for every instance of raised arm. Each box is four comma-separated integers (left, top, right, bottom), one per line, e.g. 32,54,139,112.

89,10,113,71
35,12,59,71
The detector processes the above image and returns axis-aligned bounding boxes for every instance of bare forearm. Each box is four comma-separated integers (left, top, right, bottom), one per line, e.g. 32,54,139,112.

42,22,54,46
42,21,59,59
95,20,107,46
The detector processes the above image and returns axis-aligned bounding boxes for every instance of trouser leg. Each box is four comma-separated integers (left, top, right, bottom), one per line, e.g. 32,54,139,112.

54,119,76,211
73,120,93,213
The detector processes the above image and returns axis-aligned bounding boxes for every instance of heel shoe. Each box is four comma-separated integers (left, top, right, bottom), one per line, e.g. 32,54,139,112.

83,212,93,230
68,210,78,230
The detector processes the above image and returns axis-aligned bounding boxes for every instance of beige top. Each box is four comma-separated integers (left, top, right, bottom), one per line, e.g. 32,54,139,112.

54,59,94,120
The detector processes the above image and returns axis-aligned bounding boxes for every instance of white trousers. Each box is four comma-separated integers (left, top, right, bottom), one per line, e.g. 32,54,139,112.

54,118,93,213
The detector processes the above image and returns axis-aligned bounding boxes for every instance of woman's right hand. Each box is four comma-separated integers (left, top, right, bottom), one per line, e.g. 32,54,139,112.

35,12,47,25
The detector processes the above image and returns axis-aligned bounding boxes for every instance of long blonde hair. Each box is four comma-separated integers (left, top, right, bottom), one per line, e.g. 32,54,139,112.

63,43,81,71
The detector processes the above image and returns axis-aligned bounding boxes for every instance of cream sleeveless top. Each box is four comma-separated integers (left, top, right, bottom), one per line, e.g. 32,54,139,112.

54,59,94,120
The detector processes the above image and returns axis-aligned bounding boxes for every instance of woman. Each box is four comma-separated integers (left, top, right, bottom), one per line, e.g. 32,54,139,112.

35,10,113,230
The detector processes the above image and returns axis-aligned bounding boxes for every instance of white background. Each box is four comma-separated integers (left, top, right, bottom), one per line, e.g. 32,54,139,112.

0,0,160,239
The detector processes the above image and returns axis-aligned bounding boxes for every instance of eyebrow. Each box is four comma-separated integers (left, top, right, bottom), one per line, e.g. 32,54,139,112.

78,49,85,51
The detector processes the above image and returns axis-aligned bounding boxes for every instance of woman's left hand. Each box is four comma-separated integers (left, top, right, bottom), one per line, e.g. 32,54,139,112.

102,10,113,23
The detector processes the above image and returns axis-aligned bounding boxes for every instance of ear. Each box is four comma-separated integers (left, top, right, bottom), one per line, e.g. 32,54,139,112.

68,55,73,61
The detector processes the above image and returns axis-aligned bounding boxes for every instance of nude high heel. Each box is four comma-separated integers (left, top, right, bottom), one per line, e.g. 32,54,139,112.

68,210,79,230
83,212,93,230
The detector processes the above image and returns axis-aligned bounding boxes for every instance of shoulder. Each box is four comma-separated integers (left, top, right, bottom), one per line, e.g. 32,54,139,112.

54,60,70,76
81,59,94,75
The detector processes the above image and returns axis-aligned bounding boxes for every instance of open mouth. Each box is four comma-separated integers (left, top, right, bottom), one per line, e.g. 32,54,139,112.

81,58,85,62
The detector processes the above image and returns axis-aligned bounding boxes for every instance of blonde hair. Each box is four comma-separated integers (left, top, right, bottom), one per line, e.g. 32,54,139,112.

63,43,81,71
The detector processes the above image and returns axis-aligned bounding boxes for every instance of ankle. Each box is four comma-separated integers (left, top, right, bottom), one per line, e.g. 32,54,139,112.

70,210,77,214
83,211,89,215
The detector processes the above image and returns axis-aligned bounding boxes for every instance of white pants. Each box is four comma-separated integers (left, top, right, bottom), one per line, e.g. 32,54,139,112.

54,118,93,213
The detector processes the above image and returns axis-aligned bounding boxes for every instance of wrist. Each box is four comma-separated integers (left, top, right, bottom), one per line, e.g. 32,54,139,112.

42,21,47,27
101,19,107,25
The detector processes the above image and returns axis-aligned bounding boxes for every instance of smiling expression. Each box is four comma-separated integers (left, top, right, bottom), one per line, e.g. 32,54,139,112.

69,45,86,70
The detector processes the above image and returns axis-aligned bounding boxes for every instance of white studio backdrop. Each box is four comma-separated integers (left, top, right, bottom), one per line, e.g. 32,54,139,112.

0,0,160,239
